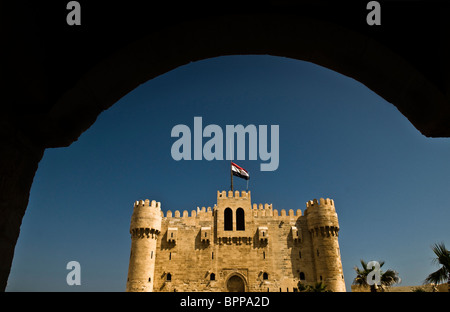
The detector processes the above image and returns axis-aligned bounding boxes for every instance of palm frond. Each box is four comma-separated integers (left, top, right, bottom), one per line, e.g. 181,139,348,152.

430,243,450,271
360,259,368,271
352,275,368,286
424,266,448,285
380,269,400,286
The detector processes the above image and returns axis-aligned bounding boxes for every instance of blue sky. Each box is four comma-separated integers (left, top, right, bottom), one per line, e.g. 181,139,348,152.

6,55,450,291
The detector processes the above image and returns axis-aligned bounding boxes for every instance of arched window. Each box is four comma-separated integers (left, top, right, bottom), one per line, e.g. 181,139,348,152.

166,273,172,281
299,272,305,280
210,273,215,281
224,208,233,231
236,208,245,231
263,272,268,280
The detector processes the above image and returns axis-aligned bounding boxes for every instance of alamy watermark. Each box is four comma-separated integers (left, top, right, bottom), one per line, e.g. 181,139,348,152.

366,261,381,286
66,260,81,286
65,1,380,27
170,117,279,171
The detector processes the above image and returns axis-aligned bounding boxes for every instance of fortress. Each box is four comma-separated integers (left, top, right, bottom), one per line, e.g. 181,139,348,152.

126,190,346,292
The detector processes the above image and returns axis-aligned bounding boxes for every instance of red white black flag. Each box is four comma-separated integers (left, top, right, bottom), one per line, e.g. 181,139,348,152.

231,162,250,180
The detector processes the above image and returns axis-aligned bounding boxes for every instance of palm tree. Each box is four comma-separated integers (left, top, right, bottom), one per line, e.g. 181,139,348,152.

297,282,309,292
352,259,401,292
308,282,331,292
424,242,450,292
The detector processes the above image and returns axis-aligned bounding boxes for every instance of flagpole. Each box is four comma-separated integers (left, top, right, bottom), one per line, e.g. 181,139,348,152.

229,138,233,192
230,161,233,192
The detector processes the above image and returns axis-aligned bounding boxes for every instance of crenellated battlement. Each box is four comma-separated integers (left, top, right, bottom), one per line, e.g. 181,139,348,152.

217,190,251,199
161,203,303,219
305,197,339,233
134,199,161,209
130,198,162,234
305,198,335,209
252,203,273,210
163,206,213,218
251,203,302,218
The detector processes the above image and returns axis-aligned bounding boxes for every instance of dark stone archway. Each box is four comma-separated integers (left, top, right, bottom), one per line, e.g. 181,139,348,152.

226,274,246,292
1,1,449,291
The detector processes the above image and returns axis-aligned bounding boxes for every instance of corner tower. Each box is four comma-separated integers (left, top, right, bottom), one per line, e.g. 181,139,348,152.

305,198,346,292
126,199,162,292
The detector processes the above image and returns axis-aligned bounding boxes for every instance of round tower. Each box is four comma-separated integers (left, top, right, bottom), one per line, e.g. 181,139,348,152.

126,199,162,292
305,198,346,292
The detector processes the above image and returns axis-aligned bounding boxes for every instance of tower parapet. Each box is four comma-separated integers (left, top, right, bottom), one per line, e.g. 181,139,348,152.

217,190,251,199
305,198,339,233
130,199,162,234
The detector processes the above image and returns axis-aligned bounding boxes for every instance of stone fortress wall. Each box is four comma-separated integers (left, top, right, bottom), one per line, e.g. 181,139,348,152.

126,190,346,292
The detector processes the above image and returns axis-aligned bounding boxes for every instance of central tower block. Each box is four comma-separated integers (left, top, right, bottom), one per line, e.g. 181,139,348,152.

126,199,162,292
216,190,253,243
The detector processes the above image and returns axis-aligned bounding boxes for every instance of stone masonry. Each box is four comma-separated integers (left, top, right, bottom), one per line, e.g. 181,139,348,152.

126,190,346,292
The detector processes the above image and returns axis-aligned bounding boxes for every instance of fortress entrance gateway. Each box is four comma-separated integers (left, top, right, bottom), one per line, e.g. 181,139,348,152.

226,275,246,292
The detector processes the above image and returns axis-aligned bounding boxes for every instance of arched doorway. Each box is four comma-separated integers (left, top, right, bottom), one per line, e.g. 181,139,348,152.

226,274,246,292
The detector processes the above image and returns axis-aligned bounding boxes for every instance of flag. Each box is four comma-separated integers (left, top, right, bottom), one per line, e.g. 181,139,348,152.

231,162,250,180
